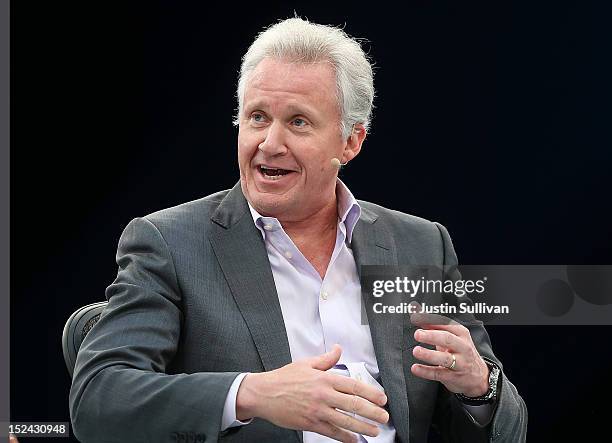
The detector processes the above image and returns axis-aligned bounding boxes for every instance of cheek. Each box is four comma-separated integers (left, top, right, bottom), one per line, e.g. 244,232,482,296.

237,139,256,164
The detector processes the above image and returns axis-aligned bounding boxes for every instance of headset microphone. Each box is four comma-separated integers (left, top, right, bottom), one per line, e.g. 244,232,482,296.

331,158,347,168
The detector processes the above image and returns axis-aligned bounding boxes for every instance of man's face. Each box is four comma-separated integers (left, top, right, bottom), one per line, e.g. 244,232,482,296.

237,57,358,221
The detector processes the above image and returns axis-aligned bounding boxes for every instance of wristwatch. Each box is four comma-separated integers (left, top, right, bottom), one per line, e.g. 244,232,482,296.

456,358,501,406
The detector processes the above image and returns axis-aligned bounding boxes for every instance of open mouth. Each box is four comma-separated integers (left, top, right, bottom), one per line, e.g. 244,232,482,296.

258,165,295,181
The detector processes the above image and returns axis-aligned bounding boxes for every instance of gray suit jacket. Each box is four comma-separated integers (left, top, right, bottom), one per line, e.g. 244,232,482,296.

69,183,527,442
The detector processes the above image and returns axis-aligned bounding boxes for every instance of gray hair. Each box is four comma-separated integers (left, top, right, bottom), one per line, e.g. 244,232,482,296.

233,17,375,139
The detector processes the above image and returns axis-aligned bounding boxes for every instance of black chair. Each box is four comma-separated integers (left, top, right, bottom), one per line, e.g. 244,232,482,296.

62,301,108,377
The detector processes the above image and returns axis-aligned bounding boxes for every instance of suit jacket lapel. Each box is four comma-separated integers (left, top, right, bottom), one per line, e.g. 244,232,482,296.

208,183,293,373
352,207,411,443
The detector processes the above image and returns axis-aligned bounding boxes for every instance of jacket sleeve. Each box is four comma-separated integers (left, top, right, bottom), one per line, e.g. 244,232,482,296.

69,217,240,443
430,222,528,443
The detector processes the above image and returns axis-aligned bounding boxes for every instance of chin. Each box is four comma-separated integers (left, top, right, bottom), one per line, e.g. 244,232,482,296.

250,196,293,217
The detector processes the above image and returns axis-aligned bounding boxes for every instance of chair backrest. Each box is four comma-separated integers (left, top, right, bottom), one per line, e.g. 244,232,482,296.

62,301,108,377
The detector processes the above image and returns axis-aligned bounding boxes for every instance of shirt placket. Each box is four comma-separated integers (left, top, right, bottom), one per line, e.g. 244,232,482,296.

318,222,348,353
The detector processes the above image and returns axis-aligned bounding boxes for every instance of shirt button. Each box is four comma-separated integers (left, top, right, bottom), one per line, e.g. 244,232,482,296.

284,251,293,259
321,291,328,300
356,374,362,381
263,224,273,231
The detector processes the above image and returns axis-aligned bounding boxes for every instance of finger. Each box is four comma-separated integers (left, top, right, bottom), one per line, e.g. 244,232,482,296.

413,345,457,368
410,308,462,331
329,374,387,406
414,329,468,353
411,363,453,384
326,409,380,438
329,391,389,424
308,344,342,371
413,318,468,338
311,421,358,443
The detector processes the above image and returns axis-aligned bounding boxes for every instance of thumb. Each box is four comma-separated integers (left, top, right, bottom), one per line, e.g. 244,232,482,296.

309,344,342,371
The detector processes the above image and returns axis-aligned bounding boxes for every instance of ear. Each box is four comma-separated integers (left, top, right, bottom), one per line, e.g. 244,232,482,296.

341,123,367,164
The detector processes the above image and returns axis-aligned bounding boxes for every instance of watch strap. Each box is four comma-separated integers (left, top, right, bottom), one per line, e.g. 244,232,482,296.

455,358,501,406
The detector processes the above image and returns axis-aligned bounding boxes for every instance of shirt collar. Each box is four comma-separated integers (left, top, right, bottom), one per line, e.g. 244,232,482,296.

247,178,361,244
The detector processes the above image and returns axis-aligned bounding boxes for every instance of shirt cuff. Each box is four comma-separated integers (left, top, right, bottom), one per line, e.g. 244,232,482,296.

221,373,253,431
462,403,494,426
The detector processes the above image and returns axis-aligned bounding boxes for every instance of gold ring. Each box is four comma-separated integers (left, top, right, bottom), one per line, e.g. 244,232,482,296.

447,353,456,370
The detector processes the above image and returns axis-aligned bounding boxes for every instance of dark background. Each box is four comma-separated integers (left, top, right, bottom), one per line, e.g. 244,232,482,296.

10,1,612,441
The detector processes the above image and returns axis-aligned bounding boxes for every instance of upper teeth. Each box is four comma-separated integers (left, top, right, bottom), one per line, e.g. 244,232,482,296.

261,166,288,176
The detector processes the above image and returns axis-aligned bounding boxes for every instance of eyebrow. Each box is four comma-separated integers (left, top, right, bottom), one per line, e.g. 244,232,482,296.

244,101,319,120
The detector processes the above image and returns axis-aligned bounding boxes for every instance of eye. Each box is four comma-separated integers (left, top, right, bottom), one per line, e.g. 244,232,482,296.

292,118,308,128
250,112,267,125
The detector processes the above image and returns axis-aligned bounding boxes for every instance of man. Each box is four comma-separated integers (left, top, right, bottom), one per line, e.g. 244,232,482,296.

69,18,527,442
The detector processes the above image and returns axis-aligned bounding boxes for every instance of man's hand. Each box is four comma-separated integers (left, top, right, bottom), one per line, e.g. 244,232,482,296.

236,344,389,443
410,308,490,397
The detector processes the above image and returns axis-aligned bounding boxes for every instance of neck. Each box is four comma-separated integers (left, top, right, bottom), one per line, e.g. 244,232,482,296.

280,195,339,280
280,196,338,239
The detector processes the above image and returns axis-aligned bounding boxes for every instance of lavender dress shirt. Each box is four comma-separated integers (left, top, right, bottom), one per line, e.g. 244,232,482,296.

221,180,490,440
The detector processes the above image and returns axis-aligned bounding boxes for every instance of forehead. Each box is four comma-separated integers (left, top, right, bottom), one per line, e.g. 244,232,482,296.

243,58,338,114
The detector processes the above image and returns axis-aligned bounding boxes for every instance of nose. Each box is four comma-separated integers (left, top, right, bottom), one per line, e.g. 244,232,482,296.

257,122,288,156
